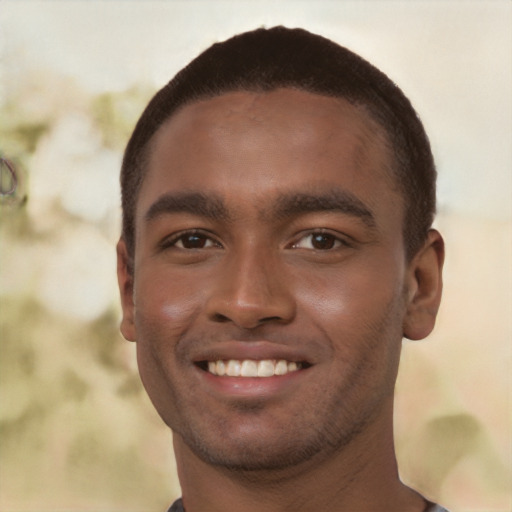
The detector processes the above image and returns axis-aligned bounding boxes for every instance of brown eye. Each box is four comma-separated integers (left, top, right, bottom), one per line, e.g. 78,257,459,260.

310,233,337,250
164,231,221,250
293,232,346,250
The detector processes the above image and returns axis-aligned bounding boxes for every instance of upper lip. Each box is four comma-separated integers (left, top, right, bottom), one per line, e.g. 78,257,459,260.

191,340,314,365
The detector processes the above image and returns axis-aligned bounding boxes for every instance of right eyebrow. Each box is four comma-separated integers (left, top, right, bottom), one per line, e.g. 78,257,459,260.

144,192,230,223
272,190,377,229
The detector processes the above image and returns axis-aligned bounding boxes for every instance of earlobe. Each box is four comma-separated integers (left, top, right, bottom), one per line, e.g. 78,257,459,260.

116,238,137,342
403,229,445,340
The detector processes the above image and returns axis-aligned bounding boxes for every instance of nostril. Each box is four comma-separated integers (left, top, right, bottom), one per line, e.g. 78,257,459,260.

212,313,231,323
260,316,281,323
211,313,283,326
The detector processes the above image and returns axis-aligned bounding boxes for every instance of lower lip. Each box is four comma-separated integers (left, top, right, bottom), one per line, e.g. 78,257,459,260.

198,367,308,399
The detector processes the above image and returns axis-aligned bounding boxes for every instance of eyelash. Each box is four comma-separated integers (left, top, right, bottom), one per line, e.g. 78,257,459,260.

290,230,352,251
159,229,351,252
159,230,222,250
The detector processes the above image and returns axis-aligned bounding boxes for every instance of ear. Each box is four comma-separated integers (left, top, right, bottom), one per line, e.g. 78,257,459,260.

117,238,136,342
403,229,445,340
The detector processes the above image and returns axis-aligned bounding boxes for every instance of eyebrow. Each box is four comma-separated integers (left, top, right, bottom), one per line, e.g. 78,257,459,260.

144,189,376,229
144,192,230,223
272,191,376,228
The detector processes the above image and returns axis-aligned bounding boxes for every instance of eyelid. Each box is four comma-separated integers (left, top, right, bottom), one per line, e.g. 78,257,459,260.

158,229,222,250
289,229,353,250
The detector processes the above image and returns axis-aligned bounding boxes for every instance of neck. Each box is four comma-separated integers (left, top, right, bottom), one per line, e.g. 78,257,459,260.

172,403,426,512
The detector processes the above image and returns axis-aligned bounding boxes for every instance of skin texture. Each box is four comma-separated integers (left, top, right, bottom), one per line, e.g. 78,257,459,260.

117,89,444,511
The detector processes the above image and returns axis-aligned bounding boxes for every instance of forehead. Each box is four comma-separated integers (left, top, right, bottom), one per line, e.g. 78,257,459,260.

140,89,398,218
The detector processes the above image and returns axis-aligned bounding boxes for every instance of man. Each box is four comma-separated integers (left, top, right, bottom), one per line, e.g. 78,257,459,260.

117,27,447,511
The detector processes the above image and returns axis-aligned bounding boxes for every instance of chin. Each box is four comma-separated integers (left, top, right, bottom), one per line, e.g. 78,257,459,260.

176,413,366,474
191,439,320,472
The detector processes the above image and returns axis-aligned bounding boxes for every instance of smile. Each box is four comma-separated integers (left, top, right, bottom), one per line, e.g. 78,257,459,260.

206,359,304,377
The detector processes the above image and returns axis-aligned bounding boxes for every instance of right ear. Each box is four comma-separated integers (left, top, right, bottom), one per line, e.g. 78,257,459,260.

116,238,136,341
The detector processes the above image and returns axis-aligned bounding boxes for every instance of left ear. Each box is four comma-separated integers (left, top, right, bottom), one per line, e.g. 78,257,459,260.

403,229,445,340
117,238,137,342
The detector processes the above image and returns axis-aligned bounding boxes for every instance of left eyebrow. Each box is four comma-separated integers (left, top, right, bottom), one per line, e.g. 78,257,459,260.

144,192,230,223
271,190,376,229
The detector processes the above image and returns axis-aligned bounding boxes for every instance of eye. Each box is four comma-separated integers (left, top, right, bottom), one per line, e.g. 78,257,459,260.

292,232,348,250
162,231,221,250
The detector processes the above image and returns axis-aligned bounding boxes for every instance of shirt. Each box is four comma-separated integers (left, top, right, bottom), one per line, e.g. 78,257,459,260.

167,497,450,511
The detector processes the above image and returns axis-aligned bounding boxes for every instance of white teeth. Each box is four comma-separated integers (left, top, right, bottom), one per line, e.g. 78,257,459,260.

257,360,275,377
226,359,241,377
274,359,288,376
216,360,226,376
206,359,303,377
241,360,258,377
287,361,298,372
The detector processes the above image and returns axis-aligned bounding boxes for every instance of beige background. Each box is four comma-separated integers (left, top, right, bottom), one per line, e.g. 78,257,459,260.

0,1,511,511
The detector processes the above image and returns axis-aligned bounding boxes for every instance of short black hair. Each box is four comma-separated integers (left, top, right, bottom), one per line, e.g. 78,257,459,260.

121,26,436,263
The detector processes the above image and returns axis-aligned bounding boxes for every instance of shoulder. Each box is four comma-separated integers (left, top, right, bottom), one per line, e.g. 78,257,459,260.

165,497,450,512
167,498,184,512
425,504,450,512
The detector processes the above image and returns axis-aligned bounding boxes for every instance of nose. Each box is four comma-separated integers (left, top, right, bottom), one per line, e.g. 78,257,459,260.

205,247,296,329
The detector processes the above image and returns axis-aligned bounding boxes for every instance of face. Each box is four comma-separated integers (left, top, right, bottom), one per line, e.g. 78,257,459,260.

120,89,414,471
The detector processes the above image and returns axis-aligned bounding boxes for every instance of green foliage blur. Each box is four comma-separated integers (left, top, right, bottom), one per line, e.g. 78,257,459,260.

0,68,180,511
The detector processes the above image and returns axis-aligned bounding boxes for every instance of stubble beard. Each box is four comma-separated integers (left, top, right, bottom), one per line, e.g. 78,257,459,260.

180,403,382,474
170,351,397,476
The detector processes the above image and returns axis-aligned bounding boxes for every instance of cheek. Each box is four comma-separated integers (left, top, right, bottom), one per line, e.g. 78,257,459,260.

300,258,402,309
298,260,405,398
295,255,406,345
132,269,204,425
133,267,205,345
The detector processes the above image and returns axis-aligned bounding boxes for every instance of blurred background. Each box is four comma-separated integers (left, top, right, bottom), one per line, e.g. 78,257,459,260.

0,1,510,511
